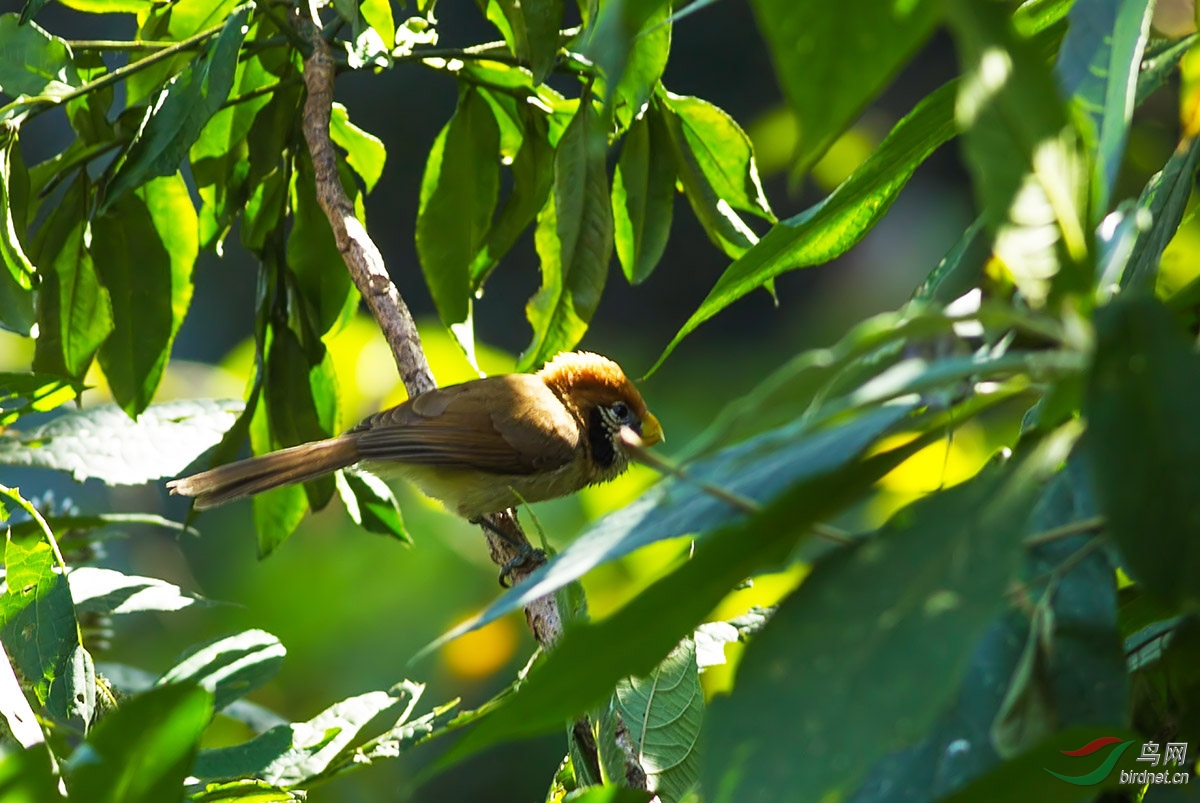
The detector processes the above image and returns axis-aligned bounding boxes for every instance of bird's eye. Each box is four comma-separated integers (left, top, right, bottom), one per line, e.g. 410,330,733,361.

610,401,631,422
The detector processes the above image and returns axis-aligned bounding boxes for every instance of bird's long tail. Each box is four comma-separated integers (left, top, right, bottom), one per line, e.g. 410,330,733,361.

167,436,360,510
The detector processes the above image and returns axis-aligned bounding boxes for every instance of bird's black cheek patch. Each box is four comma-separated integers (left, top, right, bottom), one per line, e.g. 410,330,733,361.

587,407,617,469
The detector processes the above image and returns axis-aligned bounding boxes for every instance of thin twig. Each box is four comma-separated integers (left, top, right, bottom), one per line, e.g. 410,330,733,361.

1022,515,1105,547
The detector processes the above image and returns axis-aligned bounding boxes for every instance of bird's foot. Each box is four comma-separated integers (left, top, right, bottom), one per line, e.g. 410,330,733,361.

470,515,546,587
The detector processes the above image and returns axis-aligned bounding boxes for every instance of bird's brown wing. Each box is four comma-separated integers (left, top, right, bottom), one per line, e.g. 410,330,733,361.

349,374,579,475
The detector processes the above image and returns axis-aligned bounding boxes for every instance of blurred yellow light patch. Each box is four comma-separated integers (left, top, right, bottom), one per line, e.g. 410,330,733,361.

0,331,34,372
577,463,659,521
747,106,800,178
441,611,520,681
582,535,693,620
869,423,991,523
811,124,881,191
1157,194,1200,300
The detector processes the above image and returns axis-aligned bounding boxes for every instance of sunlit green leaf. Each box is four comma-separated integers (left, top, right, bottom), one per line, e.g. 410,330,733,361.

335,469,411,544
747,0,938,173
417,88,500,363
0,743,61,803
611,3,670,132
104,4,251,209
492,0,564,84
125,0,240,105
0,124,36,297
330,102,387,194
69,567,214,616
519,97,612,370
0,15,80,100
189,779,302,802
0,398,242,484
93,173,198,418
650,83,956,373
157,630,285,714
0,372,84,426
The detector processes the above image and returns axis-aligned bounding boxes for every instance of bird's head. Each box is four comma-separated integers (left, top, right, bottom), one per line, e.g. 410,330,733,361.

537,352,664,461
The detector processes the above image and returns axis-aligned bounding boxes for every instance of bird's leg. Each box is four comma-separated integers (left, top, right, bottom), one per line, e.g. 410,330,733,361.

471,512,546,587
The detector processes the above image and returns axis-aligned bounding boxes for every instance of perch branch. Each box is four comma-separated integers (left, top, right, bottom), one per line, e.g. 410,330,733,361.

290,12,646,787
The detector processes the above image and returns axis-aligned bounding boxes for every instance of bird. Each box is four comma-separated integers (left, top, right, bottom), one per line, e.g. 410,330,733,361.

167,351,663,519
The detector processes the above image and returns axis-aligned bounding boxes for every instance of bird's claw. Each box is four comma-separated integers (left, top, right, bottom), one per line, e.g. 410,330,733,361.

499,545,546,588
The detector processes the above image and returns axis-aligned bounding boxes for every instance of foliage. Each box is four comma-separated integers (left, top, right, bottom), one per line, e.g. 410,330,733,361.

1,0,1200,801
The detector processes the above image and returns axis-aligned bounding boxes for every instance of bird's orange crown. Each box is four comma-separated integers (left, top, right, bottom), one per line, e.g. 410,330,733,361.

537,351,650,418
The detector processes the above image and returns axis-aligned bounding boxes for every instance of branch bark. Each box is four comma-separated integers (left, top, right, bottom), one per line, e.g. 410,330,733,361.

291,11,647,791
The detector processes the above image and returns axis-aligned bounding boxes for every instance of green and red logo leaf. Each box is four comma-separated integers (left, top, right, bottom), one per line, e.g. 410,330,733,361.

1045,737,1136,785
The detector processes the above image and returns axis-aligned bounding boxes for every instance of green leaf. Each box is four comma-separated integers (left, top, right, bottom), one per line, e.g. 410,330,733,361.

0,501,91,727
94,173,198,418
493,0,564,84
610,3,670,132
0,398,242,484
66,51,114,145
335,469,411,544
157,630,285,715
614,638,702,803
0,256,34,337
68,567,213,616
0,744,61,803
288,150,359,338
104,4,251,209
249,391,307,559
1126,136,1200,294
427,424,941,773
0,129,35,295
125,0,239,105
261,322,339,521
658,91,773,259
559,789,651,803
1055,0,1153,221
330,102,386,194
6,512,197,540
430,404,913,649
747,0,938,172
649,83,957,373
194,684,419,786
1084,294,1200,609
189,779,302,803
416,88,500,362
946,0,1089,308
612,106,675,284
470,101,556,290
703,424,1081,803
0,372,84,426
360,0,396,51
0,15,80,100
66,683,213,803
519,97,612,370
30,177,114,380
581,0,670,101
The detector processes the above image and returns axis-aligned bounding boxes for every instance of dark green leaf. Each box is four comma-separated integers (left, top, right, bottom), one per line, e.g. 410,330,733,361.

335,469,411,544
650,83,956,373
747,0,938,172
493,0,564,84
18,1,53,25
659,91,772,259
194,684,418,786
1125,136,1200,293
1055,0,1153,219
125,1,239,106
240,167,288,256
0,372,84,425
427,427,940,773
157,630,285,714
66,683,213,803
614,638,702,803
288,150,359,338
0,398,242,484
581,0,670,101
249,393,307,560
68,567,213,616
330,102,386,194
703,425,1080,803
30,177,114,380
1085,294,1200,609
946,0,1089,308
0,15,79,100
66,51,114,145
260,322,338,531
0,744,61,803
470,101,556,290
519,97,612,370
0,129,35,296
94,173,198,418
0,257,34,337
7,512,197,541
612,106,675,284
416,88,500,361
430,405,913,649
104,4,251,209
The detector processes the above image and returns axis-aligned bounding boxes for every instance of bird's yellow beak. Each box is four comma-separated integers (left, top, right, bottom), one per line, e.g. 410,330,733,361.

640,413,664,446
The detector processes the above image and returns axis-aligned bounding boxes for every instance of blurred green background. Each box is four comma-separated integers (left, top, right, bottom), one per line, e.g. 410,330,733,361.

1,2,1191,801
